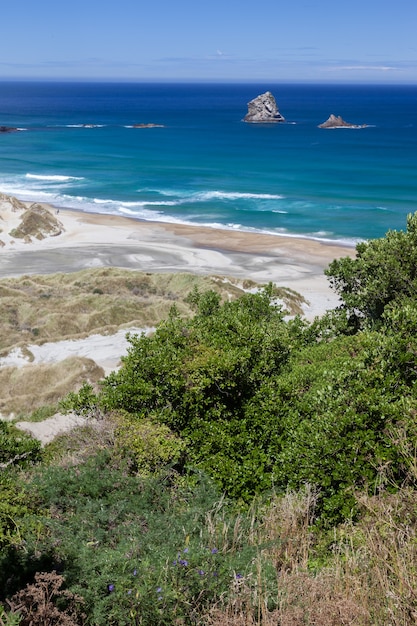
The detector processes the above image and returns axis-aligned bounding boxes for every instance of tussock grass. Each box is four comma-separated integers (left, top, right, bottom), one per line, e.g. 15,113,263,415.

8,203,63,241
206,487,417,625
0,357,103,416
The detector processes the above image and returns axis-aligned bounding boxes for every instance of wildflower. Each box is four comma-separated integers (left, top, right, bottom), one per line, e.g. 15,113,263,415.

235,573,243,579
107,584,115,593
183,547,189,553
133,569,137,576
179,559,188,566
127,590,132,595
198,569,205,576
211,548,218,554
156,587,162,593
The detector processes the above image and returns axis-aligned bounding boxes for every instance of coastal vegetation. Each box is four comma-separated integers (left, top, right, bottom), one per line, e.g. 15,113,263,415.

1,215,417,623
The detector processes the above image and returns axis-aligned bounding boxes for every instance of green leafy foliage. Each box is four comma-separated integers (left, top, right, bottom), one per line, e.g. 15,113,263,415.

114,414,186,476
0,605,21,626
63,264,417,521
253,330,416,524
0,421,42,470
69,286,307,501
325,211,417,327
0,421,43,548
16,451,271,625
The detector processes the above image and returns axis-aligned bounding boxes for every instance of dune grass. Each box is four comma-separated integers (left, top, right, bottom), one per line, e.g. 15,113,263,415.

0,357,104,417
0,268,305,355
0,268,305,418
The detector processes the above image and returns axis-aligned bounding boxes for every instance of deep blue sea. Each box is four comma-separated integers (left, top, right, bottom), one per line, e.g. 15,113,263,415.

0,81,416,244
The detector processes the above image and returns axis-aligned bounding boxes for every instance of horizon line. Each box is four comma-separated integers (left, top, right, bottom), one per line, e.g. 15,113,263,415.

0,76,416,86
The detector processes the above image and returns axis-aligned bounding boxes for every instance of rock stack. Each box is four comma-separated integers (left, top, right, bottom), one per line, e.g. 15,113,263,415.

243,91,285,123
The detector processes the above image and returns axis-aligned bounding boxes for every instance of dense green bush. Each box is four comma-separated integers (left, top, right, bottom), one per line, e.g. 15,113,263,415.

0,421,42,470
0,421,42,548
326,211,417,327
64,268,417,522
66,286,309,501
114,413,186,476
252,329,416,523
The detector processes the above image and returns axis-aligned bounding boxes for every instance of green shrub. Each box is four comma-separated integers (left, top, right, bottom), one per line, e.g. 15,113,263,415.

0,421,42,470
326,211,417,327
66,286,306,501
17,451,273,625
114,414,186,476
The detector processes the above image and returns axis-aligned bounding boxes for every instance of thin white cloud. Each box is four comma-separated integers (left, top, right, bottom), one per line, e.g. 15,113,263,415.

326,65,400,72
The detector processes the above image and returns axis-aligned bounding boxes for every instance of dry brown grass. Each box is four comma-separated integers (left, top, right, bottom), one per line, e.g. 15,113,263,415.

204,478,417,626
7,571,85,625
0,268,306,355
45,412,117,468
0,357,103,416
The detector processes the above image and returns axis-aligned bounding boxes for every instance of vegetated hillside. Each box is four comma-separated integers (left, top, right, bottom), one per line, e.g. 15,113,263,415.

1,215,417,625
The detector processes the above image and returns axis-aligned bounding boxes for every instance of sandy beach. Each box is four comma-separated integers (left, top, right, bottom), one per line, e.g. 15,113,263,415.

0,196,355,318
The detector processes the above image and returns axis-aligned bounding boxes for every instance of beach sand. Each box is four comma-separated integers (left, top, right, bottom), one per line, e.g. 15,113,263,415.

0,196,355,319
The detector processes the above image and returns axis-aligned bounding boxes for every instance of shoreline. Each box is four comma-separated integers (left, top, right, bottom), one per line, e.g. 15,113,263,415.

0,195,356,319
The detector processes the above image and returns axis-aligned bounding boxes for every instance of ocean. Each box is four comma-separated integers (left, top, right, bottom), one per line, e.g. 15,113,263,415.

0,81,416,244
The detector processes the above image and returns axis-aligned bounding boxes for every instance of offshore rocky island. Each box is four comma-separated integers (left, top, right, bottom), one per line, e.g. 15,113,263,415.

244,91,367,127
243,91,285,122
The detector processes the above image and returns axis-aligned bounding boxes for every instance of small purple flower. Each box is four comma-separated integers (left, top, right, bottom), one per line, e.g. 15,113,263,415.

198,569,205,576
127,589,132,595
156,587,162,593
133,569,137,576
173,560,177,565
107,584,115,593
158,596,163,602
183,547,189,553
235,573,243,579
179,559,188,566
211,548,218,554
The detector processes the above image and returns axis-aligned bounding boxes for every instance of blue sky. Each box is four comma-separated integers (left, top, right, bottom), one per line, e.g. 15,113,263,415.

1,0,416,83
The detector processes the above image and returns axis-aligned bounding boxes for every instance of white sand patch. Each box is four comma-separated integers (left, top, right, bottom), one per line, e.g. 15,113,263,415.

15,413,90,446
0,327,154,375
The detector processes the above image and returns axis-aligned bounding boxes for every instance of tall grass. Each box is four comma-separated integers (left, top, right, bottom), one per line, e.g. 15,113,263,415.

206,434,417,626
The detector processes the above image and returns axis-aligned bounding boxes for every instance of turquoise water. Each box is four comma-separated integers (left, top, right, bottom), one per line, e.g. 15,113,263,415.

0,82,416,243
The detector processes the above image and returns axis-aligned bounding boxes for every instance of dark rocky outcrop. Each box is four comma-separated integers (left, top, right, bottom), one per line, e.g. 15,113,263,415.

243,91,285,123
132,123,165,128
318,114,367,129
0,126,18,133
